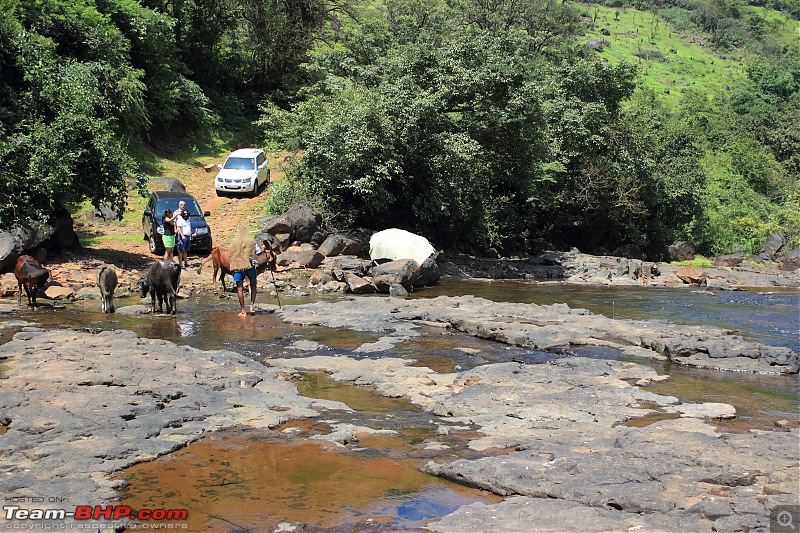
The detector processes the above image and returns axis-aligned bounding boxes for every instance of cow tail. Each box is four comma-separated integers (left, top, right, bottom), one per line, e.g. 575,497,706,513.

196,255,213,275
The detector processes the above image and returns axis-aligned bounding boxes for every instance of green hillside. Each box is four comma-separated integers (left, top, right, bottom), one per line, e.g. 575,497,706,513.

578,3,798,107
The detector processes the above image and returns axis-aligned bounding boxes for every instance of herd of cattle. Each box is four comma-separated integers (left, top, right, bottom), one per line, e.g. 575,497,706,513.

12,241,276,315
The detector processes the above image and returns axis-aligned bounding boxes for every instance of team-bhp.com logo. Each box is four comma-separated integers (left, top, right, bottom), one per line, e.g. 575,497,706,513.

4,504,188,528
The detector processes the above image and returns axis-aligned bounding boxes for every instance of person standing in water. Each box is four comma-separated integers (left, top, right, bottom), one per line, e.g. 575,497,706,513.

229,221,258,317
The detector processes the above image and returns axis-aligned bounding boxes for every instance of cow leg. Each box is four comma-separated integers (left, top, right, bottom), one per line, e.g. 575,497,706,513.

26,285,36,308
108,294,115,313
17,281,22,306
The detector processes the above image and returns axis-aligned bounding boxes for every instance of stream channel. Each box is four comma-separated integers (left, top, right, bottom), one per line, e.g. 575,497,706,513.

3,279,799,531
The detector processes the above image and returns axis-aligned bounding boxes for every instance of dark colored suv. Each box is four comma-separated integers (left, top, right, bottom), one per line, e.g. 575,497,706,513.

142,191,212,255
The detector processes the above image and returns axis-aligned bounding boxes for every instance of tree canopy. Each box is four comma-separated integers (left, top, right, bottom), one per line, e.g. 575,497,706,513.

0,0,796,257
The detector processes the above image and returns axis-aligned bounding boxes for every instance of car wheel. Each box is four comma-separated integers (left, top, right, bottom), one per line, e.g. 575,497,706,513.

149,234,163,255
250,181,259,198
216,189,222,197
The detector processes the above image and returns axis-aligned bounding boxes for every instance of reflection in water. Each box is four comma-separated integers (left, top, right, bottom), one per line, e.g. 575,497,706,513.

624,411,682,427
296,372,421,415
644,362,800,432
118,429,501,531
178,320,196,338
304,328,382,350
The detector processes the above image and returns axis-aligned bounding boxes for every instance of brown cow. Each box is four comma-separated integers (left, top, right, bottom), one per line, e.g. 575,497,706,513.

199,241,276,290
15,255,50,308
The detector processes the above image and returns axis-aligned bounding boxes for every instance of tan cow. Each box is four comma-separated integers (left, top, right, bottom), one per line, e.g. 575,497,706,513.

199,242,276,290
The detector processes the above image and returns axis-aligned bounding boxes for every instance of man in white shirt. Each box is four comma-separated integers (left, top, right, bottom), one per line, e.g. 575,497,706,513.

174,200,192,268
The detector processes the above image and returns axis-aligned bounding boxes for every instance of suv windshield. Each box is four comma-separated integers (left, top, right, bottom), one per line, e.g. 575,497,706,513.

156,199,203,218
223,157,256,170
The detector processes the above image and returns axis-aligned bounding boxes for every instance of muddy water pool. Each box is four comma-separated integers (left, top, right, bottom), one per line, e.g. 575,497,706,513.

1,280,798,529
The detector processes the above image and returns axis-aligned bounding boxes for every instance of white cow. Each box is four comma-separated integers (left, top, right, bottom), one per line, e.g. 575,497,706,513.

369,228,437,265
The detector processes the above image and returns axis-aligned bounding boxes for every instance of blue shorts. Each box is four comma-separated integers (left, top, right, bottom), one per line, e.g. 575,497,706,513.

176,233,191,252
233,268,256,283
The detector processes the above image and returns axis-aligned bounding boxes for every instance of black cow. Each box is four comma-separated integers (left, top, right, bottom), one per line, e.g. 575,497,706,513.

97,265,118,313
14,255,50,309
140,260,181,314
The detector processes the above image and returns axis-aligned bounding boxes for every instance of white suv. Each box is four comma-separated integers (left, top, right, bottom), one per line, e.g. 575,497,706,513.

215,148,270,197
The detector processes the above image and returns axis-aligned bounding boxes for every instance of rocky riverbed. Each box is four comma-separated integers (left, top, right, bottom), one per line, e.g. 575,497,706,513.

274,295,799,374
0,288,797,530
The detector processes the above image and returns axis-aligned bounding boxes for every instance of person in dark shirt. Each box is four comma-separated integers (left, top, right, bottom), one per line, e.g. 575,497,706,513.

162,209,177,261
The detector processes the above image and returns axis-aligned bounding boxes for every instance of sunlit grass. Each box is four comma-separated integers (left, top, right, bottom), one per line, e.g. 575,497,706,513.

668,256,714,267
75,230,143,248
578,3,747,108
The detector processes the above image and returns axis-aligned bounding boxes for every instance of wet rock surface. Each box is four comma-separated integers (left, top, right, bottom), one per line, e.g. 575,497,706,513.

273,295,799,374
421,362,799,532
0,325,796,531
269,355,798,532
0,328,347,525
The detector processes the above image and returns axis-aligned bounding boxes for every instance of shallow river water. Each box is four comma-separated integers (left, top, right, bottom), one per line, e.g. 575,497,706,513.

3,279,798,530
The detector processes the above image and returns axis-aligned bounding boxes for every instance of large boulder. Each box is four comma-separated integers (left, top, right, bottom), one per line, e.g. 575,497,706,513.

779,250,800,271
667,241,695,262
259,205,326,247
285,205,324,244
45,209,81,252
85,205,118,222
279,244,324,268
612,244,644,260
0,221,55,273
149,177,186,192
369,228,437,265
675,266,707,286
760,233,784,261
341,238,363,256
713,252,744,267
371,259,421,292
415,255,441,287
342,272,375,294
258,214,292,237
0,232,19,273
317,234,347,258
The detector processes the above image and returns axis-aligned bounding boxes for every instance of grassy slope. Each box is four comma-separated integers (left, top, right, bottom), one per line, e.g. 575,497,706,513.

577,3,799,108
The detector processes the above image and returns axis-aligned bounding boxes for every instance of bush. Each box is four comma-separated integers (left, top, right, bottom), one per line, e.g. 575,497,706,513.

633,47,671,62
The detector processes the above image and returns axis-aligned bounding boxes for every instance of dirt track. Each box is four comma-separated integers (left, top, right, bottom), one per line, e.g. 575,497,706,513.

2,152,287,295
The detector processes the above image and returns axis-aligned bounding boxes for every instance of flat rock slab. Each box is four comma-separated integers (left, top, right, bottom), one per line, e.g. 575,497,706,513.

276,295,799,374
0,329,349,527
266,354,799,532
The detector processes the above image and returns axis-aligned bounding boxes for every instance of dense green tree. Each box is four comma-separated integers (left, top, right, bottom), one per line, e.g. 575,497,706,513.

0,0,143,225
677,48,800,254
273,32,549,247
